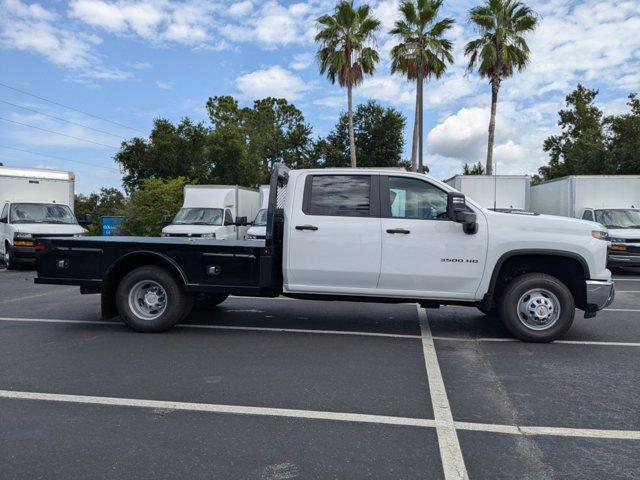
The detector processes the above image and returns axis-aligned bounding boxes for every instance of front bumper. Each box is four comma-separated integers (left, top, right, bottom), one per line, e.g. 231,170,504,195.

9,245,37,264
585,279,615,312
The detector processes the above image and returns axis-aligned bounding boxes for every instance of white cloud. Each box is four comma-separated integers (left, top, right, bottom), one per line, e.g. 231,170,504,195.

356,75,415,106
227,0,252,17
426,103,551,178
68,0,220,46
156,81,173,90
219,0,318,48
235,66,312,101
290,52,314,71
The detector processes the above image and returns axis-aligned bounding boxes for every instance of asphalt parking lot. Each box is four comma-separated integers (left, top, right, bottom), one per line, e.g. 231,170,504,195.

1,267,639,479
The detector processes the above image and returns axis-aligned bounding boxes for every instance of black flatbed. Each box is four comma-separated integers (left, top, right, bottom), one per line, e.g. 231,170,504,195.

35,166,288,318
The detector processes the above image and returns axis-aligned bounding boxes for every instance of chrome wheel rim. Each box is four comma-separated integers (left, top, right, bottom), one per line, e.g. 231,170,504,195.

128,280,167,321
517,288,561,331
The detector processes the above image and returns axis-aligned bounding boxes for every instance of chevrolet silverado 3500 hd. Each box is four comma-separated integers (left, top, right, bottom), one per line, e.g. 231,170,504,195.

35,165,615,342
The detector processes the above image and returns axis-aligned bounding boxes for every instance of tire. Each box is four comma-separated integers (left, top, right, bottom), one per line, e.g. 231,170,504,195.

498,273,575,343
116,266,192,332
194,293,229,311
4,243,17,270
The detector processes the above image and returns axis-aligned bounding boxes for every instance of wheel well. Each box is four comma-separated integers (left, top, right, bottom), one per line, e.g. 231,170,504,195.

489,254,588,310
100,253,187,319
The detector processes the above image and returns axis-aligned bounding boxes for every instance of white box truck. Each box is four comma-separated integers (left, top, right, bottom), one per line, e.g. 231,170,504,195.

530,175,640,268
0,166,89,269
245,185,270,240
161,185,260,240
444,175,530,211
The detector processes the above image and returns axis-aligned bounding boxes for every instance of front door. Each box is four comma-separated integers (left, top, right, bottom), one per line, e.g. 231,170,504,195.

286,173,382,294
378,175,488,300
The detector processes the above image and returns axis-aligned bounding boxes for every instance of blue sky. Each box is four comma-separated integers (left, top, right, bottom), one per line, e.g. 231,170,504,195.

0,0,638,193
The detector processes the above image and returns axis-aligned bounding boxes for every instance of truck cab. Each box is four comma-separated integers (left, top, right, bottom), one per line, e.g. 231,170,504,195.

581,207,640,268
161,185,259,240
0,201,87,269
34,165,615,343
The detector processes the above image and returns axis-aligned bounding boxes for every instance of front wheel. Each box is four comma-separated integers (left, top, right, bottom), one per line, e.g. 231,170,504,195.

116,266,192,332
498,273,575,342
4,244,17,270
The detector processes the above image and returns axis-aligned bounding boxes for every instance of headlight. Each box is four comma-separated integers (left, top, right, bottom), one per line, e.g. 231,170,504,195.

73,233,85,238
14,232,33,239
591,230,608,240
245,233,256,240
201,233,216,239
161,233,169,238
608,237,625,243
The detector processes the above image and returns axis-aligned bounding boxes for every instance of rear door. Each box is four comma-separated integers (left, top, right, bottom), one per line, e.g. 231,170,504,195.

286,173,382,293
378,175,487,299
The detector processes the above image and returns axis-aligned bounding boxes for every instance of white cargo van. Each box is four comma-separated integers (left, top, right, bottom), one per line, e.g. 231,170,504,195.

161,185,260,240
444,175,530,211
0,166,88,269
245,185,270,240
531,176,640,268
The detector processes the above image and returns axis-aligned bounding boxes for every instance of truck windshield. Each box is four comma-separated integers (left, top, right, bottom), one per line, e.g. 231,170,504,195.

10,203,77,224
172,208,223,226
253,209,267,226
595,209,640,229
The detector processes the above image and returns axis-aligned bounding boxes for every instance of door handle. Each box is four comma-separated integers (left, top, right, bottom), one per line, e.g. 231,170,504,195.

386,228,410,234
295,225,319,231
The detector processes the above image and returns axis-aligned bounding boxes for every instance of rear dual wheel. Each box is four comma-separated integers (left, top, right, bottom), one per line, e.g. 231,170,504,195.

116,266,193,332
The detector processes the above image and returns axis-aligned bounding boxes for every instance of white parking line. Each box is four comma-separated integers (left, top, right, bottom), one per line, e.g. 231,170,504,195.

604,308,640,313
613,278,640,281
617,291,640,293
454,421,640,441
2,388,639,442
4,317,640,347
418,307,469,480
0,317,419,339
0,288,76,305
0,389,435,428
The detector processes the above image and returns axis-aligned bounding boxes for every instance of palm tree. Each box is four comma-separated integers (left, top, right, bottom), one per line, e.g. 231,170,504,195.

390,0,454,172
465,0,538,175
316,1,381,168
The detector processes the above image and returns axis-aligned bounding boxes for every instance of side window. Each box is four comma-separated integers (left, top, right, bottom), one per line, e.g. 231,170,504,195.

304,175,372,217
0,203,8,222
387,177,448,220
224,209,233,225
582,210,594,221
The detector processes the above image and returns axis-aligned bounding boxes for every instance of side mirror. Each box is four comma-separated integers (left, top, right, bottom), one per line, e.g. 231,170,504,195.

162,215,172,227
446,192,477,234
235,216,248,227
78,214,93,226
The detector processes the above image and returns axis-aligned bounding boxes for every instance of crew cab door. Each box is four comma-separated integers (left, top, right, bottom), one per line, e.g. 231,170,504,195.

377,175,488,299
285,173,382,293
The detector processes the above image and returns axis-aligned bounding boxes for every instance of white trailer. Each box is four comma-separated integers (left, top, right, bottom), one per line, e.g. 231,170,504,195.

444,175,531,211
0,166,87,269
530,175,640,268
162,185,260,240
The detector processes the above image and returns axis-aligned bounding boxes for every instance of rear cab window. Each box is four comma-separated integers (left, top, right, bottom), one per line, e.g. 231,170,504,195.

303,174,378,217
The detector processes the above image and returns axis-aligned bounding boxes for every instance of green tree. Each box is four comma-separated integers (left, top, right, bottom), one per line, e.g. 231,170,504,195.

75,188,127,235
538,85,608,181
318,101,406,168
316,1,381,167
120,177,189,236
606,93,640,174
465,0,538,175
115,118,211,193
390,0,454,172
206,96,314,174
462,161,485,174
